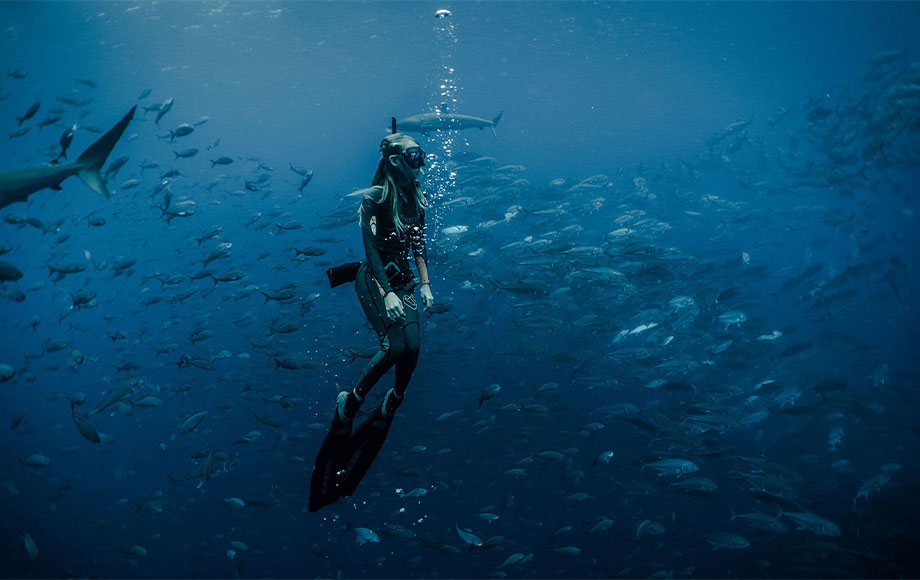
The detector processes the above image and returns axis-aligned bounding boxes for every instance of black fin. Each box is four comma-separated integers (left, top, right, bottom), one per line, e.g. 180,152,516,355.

336,410,394,497
309,414,354,512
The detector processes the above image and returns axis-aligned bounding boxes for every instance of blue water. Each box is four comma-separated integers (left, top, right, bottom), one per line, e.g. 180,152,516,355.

1,2,919,578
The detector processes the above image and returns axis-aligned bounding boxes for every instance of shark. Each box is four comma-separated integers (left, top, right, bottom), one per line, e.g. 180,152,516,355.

395,110,503,136
0,106,136,209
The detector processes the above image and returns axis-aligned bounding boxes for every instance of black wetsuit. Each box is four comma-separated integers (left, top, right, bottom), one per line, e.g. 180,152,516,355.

351,186,427,412
308,185,428,511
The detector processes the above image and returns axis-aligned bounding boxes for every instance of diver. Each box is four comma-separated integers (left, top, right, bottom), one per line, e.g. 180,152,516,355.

309,128,433,511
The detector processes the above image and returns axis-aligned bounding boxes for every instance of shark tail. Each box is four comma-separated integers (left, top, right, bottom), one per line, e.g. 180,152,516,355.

490,111,503,137
75,106,136,199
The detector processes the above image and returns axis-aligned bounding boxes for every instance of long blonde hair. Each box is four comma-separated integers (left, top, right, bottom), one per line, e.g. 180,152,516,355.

357,133,427,236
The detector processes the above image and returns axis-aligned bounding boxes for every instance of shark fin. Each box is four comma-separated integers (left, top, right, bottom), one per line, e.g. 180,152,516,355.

490,111,503,137
77,168,110,198
75,106,136,198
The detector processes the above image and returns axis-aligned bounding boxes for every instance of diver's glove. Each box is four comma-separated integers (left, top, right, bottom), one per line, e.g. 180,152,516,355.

384,291,405,320
420,284,434,310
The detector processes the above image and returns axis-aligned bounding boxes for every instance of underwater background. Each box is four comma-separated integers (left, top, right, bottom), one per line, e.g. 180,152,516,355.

1,1,919,578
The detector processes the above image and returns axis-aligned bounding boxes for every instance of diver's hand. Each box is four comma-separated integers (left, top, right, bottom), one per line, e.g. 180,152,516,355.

384,291,405,320
420,284,434,310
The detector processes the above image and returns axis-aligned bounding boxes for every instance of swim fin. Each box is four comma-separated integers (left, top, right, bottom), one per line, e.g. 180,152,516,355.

336,409,394,498
308,411,353,512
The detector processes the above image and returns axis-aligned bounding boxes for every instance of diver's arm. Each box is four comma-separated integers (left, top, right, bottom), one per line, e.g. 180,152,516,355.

361,200,393,296
413,210,434,308
413,232,429,286
417,256,433,309
415,253,430,286
411,207,430,281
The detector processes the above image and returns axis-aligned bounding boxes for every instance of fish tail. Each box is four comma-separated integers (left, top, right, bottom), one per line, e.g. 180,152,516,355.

75,106,136,199
772,502,784,519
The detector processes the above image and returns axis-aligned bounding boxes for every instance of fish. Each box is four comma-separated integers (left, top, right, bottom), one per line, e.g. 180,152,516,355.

104,154,130,178
642,458,699,476
705,532,750,550
173,148,199,159
210,156,233,167
163,123,194,141
353,527,380,544
154,97,174,126
592,451,614,466
17,101,40,126
0,261,23,282
57,124,78,161
194,225,223,245
289,163,310,175
780,510,842,536
442,225,470,235
91,378,144,415
853,472,892,508
396,111,503,136
297,170,314,192
37,114,63,131
168,448,234,484
499,553,527,567
18,454,50,468
477,383,501,407
730,510,788,532
586,517,614,534
180,411,208,433
455,521,484,546
20,532,39,560
636,520,665,539
0,107,135,209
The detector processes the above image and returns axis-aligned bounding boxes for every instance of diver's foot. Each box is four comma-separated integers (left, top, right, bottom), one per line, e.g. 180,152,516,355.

332,392,354,434
336,390,365,421
381,388,403,417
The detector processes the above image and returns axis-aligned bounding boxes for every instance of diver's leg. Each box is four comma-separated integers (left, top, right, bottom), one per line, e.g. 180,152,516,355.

310,266,390,510
393,318,420,394
341,265,402,419
387,298,420,412
337,290,418,496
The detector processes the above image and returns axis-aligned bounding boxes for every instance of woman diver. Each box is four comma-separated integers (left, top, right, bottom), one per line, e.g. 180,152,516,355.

309,130,433,511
